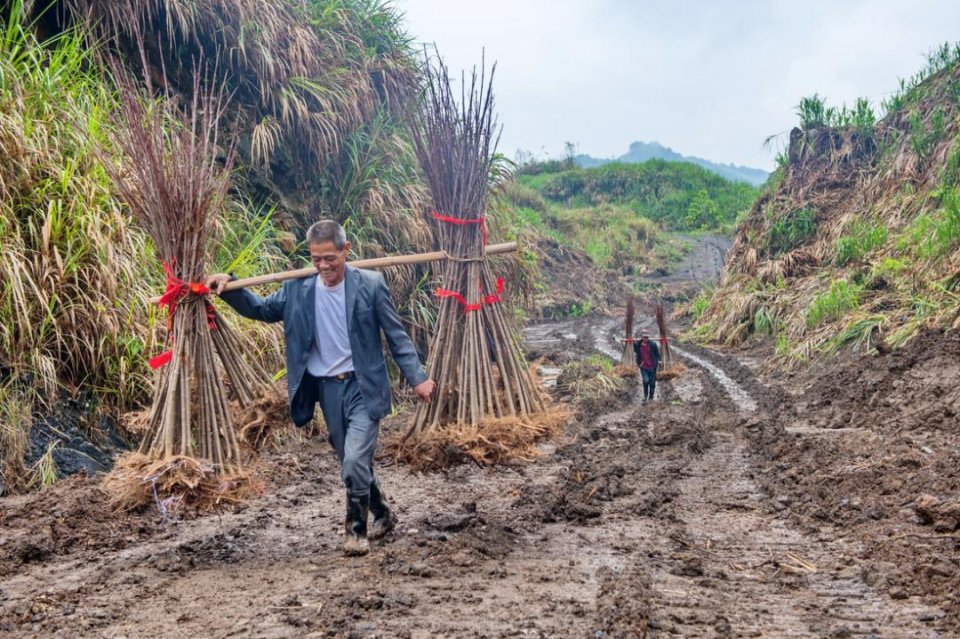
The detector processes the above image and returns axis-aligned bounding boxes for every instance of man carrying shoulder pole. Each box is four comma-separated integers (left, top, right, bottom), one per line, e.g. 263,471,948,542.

633,329,661,403
206,219,435,556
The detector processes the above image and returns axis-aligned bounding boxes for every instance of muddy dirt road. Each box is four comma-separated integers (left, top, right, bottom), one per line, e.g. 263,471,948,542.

3,233,958,637
3,315,956,638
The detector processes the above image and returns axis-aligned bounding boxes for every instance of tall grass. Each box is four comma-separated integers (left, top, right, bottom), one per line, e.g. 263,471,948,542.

209,199,289,378
896,186,960,260
326,109,431,264
0,5,165,488
835,218,888,265
0,6,157,409
60,0,418,191
54,0,431,255
0,383,32,491
881,41,960,116
795,95,876,131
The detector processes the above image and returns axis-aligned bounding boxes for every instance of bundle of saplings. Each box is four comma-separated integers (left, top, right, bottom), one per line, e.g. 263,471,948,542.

101,56,275,512
398,53,562,469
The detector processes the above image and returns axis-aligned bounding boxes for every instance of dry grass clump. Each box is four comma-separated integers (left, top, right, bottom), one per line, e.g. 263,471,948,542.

66,0,414,182
391,406,569,472
756,249,819,284
60,0,434,271
657,363,686,381
102,453,261,515
612,364,640,379
235,389,291,452
556,358,628,401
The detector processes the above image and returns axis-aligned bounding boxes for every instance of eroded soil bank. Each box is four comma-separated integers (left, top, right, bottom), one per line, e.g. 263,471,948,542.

2,315,958,638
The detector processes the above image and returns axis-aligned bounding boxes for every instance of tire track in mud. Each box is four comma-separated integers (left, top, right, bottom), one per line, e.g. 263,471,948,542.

584,317,757,412
636,417,944,637
1,317,951,637
562,318,948,637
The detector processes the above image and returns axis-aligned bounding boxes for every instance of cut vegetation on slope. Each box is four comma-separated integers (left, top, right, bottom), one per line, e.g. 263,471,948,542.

696,43,960,360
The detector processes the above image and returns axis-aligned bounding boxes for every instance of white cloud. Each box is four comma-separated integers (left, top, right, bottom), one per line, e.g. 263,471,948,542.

394,0,960,169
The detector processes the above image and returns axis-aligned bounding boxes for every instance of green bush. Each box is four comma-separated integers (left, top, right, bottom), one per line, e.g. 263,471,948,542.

768,207,816,253
686,189,721,229
805,279,863,328
835,218,888,265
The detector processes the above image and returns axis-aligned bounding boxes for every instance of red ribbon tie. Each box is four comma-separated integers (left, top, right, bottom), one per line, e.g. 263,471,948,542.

149,261,217,369
432,211,488,246
435,277,505,313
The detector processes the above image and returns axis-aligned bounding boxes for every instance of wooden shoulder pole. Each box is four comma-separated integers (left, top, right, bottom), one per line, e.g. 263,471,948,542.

148,241,518,304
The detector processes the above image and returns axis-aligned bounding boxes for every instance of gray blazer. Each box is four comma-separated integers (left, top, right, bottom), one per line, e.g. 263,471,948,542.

221,265,428,425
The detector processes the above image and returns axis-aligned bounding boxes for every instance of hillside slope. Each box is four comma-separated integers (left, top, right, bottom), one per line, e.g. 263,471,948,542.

499,161,756,317
519,160,757,232
696,45,960,361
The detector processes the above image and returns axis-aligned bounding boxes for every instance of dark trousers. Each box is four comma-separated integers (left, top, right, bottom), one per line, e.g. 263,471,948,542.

640,368,657,400
307,374,379,497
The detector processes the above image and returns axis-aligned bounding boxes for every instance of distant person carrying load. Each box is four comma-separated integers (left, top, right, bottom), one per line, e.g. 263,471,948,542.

633,329,661,403
206,219,436,556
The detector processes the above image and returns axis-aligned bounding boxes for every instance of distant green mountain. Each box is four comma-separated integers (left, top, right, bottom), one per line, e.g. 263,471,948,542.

518,159,759,232
576,141,769,186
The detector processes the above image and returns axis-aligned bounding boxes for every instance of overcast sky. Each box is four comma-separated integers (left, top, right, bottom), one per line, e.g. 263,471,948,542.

394,0,960,170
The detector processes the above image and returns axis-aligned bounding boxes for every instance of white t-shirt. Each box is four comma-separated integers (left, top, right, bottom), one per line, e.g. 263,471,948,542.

305,279,354,377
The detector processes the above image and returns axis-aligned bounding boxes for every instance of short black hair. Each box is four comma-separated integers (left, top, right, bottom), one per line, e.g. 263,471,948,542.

306,219,347,249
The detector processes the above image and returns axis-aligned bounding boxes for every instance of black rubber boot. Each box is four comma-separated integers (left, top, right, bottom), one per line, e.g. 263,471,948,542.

369,479,395,541
343,493,370,556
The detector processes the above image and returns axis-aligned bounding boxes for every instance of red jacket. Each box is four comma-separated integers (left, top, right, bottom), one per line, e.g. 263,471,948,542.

633,339,660,371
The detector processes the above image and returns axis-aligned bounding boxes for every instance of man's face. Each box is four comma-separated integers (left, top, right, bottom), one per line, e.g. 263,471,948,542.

310,240,351,287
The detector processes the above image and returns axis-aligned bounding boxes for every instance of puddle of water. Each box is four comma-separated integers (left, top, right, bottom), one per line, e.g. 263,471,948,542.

537,365,562,389
671,346,758,413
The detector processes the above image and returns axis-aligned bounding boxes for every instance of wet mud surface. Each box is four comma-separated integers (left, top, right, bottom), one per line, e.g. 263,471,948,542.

2,317,957,637
2,229,956,638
